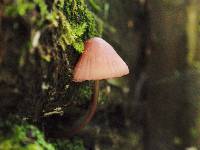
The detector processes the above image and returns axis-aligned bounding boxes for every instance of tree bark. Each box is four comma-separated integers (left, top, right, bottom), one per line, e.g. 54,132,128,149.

186,0,200,148
143,0,193,150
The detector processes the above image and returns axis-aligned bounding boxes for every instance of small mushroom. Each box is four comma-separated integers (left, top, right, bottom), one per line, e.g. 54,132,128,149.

71,37,129,135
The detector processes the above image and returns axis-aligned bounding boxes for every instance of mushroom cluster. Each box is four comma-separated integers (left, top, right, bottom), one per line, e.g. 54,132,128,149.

71,37,129,135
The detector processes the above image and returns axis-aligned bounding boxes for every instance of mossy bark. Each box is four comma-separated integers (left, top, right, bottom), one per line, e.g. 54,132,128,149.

0,0,100,140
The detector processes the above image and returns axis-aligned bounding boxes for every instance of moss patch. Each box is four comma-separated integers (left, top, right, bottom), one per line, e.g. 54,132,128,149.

54,138,86,150
0,123,55,150
3,0,102,53
0,0,104,143
57,0,102,53
4,0,57,28
0,120,86,150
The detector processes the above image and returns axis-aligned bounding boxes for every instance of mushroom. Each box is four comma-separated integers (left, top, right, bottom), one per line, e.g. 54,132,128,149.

71,37,129,135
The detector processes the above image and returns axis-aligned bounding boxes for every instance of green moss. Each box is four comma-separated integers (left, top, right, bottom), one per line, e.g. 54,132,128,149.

79,85,92,101
57,0,102,53
57,12,87,53
54,138,85,150
0,121,86,150
0,124,55,150
4,0,35,16
1,0,103,144
4,0,101,53
4,0,57,28
77,83,108,104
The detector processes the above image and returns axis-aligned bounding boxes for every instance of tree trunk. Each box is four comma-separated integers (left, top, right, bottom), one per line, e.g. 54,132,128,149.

186,0,200,148
0,0,101,139
143,0,193,150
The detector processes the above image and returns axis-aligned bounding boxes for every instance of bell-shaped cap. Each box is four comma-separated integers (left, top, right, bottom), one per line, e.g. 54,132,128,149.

73,37,129,82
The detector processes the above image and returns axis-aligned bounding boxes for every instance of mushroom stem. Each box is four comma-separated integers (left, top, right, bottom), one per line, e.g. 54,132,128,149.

69,80,99,135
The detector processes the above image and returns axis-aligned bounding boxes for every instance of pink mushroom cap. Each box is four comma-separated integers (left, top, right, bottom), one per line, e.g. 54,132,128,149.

73,37,129,82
